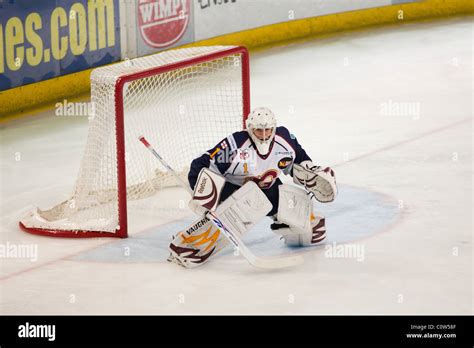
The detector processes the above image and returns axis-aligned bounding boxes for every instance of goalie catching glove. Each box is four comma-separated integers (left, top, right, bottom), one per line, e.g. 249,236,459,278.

293,161,337,203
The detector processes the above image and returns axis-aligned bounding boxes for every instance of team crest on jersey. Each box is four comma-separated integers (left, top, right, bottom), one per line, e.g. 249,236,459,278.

244,169,279,189
220,140,228,149
278,157,293,169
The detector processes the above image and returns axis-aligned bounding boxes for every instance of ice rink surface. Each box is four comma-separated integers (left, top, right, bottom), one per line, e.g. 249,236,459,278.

0,17,472,314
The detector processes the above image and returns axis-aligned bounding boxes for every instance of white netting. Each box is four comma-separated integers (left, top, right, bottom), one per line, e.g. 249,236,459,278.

21,46,246,235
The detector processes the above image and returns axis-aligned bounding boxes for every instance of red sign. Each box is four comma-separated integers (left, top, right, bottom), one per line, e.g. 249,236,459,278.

138,0,191,48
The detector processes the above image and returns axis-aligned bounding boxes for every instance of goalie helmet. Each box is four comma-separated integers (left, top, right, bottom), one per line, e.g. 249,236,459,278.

246,107,277,156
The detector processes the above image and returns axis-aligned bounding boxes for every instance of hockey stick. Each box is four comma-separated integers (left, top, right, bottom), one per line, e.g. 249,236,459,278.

139,135,304,269
138,136,193,195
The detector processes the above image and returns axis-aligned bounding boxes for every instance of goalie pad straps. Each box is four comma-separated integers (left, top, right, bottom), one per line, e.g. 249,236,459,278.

189,168,226,215
293,161,337,203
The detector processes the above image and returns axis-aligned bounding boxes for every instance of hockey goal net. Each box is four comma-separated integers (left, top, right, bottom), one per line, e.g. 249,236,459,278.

19,46,250,238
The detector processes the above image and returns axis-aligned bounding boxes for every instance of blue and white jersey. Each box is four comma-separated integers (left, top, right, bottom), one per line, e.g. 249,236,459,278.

188,126,312,190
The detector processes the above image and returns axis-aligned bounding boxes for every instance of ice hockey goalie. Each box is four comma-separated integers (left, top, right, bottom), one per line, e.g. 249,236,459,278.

168,107,337,268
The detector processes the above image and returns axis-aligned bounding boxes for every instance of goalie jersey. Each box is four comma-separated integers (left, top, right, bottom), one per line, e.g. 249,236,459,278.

188,126,312,190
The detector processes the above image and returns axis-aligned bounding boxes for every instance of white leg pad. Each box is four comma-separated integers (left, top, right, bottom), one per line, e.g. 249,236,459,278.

215,181,272,236
274,184,327,247
277,184,313,233
169,181,272,268
283,215,326,247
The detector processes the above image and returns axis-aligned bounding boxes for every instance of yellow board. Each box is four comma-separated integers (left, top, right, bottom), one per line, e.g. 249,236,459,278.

0,0,472,121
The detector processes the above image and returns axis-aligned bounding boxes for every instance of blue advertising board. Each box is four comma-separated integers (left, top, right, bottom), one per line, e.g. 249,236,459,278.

0,0,120,91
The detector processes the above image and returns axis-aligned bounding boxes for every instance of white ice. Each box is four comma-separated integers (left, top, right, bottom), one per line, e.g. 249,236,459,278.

0,17,472,314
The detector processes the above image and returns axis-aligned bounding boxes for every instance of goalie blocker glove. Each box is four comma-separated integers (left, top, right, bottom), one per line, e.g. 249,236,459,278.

188,168,226,216
293,160,337,203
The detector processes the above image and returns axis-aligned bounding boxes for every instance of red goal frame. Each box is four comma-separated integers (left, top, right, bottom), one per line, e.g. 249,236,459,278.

19,46,250,238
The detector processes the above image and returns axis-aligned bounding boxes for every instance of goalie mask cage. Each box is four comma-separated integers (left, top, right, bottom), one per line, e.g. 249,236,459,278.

19,46,250,238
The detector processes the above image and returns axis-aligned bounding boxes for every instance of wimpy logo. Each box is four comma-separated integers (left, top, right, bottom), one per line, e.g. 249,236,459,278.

18,322,55,341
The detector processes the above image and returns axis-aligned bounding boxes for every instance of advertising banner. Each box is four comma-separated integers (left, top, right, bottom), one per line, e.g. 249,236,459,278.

135,0,194,57
193,0,393,41
0,0,121,91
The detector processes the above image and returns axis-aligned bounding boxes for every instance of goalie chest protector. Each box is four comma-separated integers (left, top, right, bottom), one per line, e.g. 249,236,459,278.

208,127,301,189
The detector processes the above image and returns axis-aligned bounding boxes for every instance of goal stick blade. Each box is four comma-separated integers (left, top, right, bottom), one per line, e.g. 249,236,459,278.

207,211,304,270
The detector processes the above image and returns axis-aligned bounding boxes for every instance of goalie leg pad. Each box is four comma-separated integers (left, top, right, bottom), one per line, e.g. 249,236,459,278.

168,216,228,268
169,181,272,268
282,214,326,247
273,184,327,247
276,184,313,233
213,181,273,236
